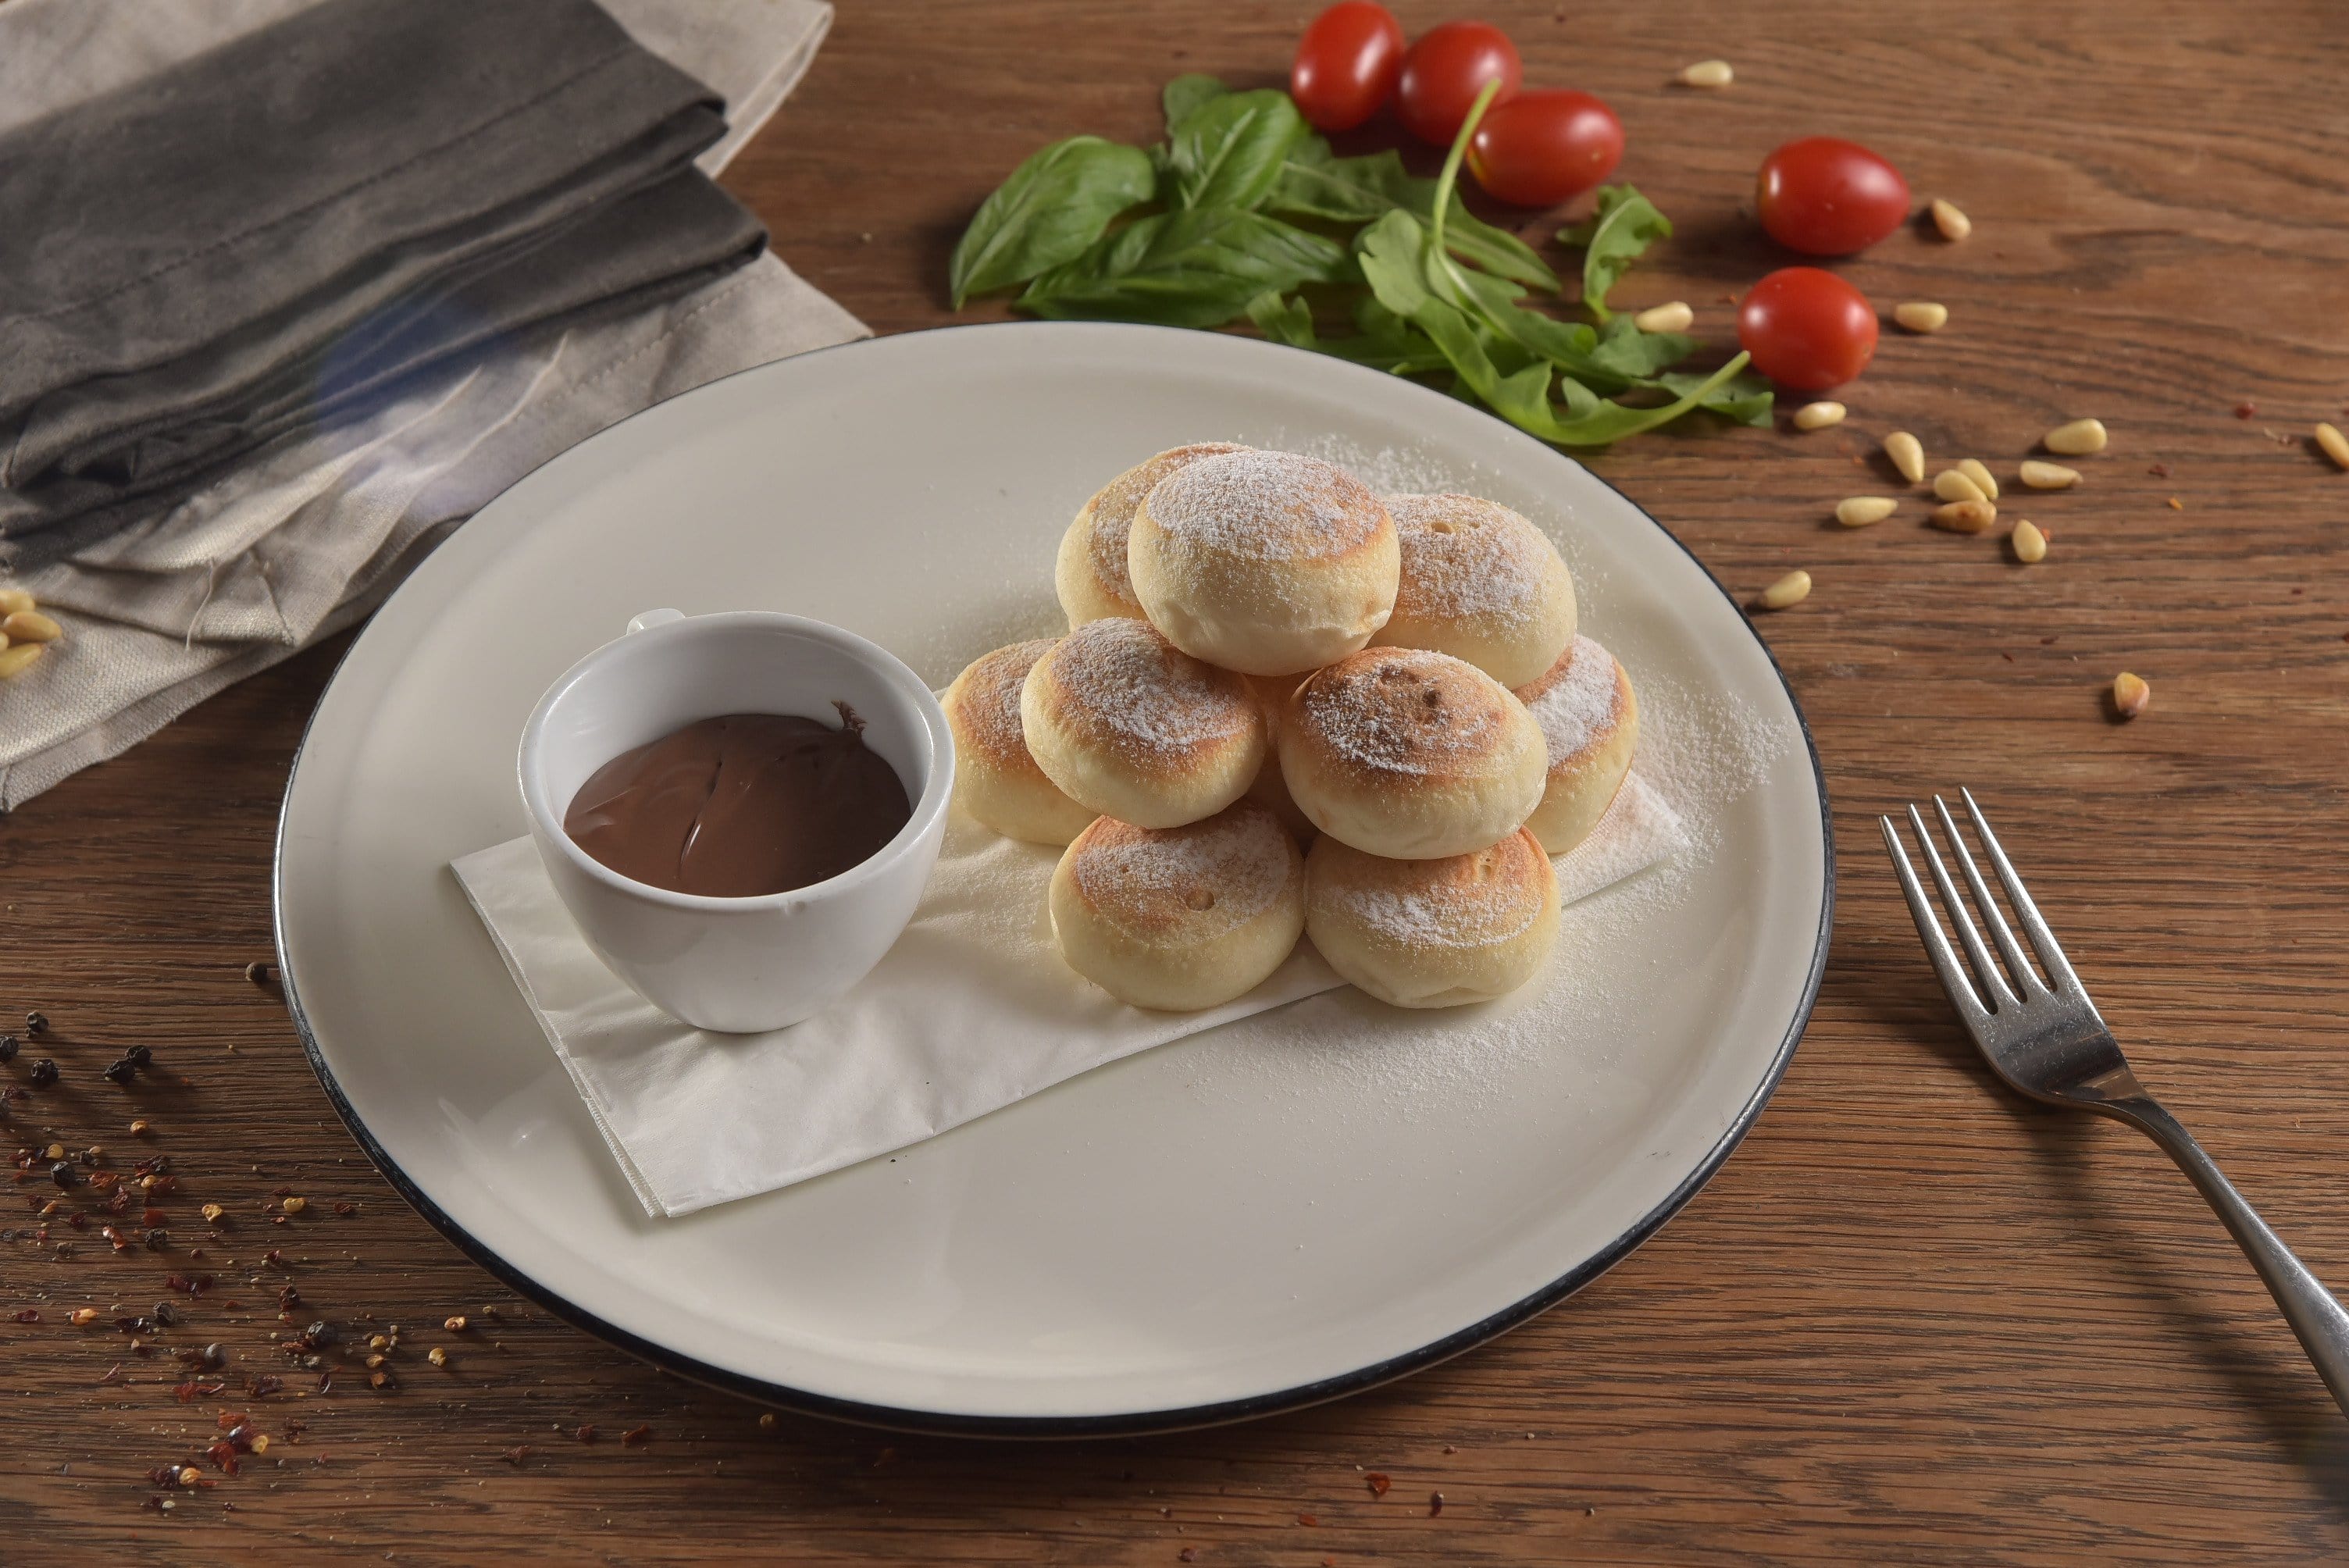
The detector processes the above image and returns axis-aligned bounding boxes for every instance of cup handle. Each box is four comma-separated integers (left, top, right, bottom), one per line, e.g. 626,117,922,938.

626,608,686,636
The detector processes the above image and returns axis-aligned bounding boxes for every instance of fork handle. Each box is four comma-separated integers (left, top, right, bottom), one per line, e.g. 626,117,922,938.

2110,1095,2349,1417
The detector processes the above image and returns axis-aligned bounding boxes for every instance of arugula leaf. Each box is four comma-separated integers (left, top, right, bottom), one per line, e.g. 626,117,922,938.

1169,89,1309,210
1269,141,1556,290
948,136,1157,308
1021,208,1354,328
1243,290,1451,373
1584,315,1695,380
1556,184,1672,320
1655,365,1776,426
1162,74,1228,136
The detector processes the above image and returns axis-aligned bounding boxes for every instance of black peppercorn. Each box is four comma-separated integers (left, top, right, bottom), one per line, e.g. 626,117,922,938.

198,1342,226,1369
25,1012,47,1033
154,1302,180,1326
28,1059,57,1088
244,961,273,985
127,1045,152,1069
50,1161,75,1188
144,1228,169,1251
0,1034,16,1064
103,1059,137,1085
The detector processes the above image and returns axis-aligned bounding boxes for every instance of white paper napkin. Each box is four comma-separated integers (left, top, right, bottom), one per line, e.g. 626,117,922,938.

452,774,1687,1217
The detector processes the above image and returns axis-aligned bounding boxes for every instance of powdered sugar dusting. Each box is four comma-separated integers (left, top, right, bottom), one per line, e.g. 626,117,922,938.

1297,648,1509,777
1046,619,1253,759
1142,450,1382,562
952,640,1056,764
1385,494,1551,624
1071,807,1293,939
1317,837,1547,950
1518,635,1624,764
1084,444,1250,596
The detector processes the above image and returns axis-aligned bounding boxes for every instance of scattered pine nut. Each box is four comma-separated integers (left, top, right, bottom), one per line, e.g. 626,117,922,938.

70,1307,99,1326
1957,458,2000,501
1885,432,1926,483
2011,519,2048,562
0,643,44,679
2044,419,2108,456
1791,400,1846,430
1632,301,1695,333
0,588,31,617
2167,496,2183,509
2019,459,2080,490
1929,198,1972,241
445,1315,469,1332
1894,301,1949,333
0,609,59,643
1757,570,1812,610
2318,422,2349,470
2112,672,2151,718
1679,59,1734,87
428,1346,448,1368
1931,499,1998,533
1934,469,1989,504
281,1196,307,1215
1836,496,1898,527
130,1119,151,1137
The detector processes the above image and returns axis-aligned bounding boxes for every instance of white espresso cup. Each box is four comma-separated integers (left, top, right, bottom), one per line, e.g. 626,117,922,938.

518,609,954,1033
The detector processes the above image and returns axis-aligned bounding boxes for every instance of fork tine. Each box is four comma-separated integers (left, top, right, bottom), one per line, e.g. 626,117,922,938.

1879,814,1988,1024
1906,804,2019,1010
1933,794,2044,995
1959,787,2084,992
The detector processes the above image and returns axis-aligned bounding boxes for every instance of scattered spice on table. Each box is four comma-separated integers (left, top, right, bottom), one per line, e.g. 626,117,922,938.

1366,1472,1392,1497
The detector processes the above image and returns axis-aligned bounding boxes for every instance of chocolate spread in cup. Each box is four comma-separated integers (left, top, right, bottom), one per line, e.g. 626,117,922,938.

561,709,911,898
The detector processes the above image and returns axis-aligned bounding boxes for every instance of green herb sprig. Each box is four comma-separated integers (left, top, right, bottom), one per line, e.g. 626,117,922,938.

948,76,1770,445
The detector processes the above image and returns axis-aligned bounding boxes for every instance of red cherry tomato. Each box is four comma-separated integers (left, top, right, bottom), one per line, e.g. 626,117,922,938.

1291,2,1407,132
1467,89,1623,206
1395,20,1521,147
1737,267,1879,390
1755,136,1912,256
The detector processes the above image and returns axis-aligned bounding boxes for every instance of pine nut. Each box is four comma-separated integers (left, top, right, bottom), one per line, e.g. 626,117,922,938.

1632,301,1695,333
0,589,30,617
1885,431,1926,483
2318,422,2349,470
1931,499,1997,533
1791,400,1846,431
0,643,43,679
2,609,62,643
1934,469,1988,504
1957,458,2000,501
1757,570,1812,610
1930,198,1972,241
2018,459,2080,490
1894,301,1949,333
1836,496,1898,527
2044,419,2108,456
2011,519,2047,562
2112,672,2151,718
1680,59,1734,87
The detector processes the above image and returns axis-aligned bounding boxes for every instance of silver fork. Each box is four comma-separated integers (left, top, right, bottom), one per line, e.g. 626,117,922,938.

1883,789,2349,1417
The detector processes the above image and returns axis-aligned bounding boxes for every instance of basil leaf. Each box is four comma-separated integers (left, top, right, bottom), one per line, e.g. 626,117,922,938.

1021,208,1354,328
1169,89,1308,210
949,136,1157,308
1557,184,1672,320
1244,290,1451,374
1162,74,1228,137
1271,144,1556,290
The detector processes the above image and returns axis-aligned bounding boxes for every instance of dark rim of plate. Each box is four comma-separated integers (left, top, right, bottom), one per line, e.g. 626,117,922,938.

274,321,1836,1439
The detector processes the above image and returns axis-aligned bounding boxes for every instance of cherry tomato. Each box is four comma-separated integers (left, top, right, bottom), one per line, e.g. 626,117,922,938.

1467,89,1623,206
1291,2,1407,132
1737,267,1879,390
1755,136,1912,256
1395,20,1522,147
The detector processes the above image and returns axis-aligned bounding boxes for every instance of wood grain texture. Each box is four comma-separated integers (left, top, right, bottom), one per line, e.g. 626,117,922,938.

5,1,2349,1559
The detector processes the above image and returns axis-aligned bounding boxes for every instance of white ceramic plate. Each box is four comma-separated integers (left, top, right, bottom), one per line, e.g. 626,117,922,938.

276,323,1830,1434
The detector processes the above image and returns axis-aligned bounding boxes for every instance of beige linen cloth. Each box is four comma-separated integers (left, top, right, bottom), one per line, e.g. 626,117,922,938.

0,0,867,810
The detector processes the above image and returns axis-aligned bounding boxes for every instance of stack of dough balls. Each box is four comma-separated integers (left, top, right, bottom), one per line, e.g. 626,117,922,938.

943,447,1639,1012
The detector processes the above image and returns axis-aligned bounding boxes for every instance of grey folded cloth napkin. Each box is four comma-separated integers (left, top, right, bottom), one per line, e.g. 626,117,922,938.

0,0,766,565
0,0,867,812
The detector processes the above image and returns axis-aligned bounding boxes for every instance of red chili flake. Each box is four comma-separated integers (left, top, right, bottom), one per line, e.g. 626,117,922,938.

573,1424,597,1443
68,1213,90,1231
270,1187,294,1199
2235,401,2256,419
102,1225,129,1251
13,1308,38,1324
148,1175,177,1197
165,1272,194,1293
872,1446,898,1469
148,1465,181,1488
248,1374,283,1399
142,1206,167,1227
97,1363,123,1385
1178,1552,1196,1565
2001,651,2015,661
2148,462,2169,477
1367,1472,1392,1497
173,1381,199,1402
333,1202,356,1217
621,1424,652,1447
1297,1513,1317,1527
105,1189,131,1217
283,1419,307,1437
501,1445,533,1466
205,1441,240,1475
216,1411,246,1431
90,1171,119,1191
263,1249,285,1267
1429,1491,1445,1516
276,1285,301,1310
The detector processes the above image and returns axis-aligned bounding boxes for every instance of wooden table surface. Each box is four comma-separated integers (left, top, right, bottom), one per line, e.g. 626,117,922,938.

6,1,2348,1559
